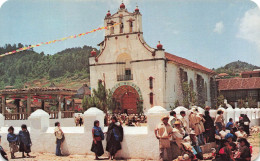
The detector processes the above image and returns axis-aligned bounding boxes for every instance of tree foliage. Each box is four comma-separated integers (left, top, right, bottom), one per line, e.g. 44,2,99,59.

0,44,97,89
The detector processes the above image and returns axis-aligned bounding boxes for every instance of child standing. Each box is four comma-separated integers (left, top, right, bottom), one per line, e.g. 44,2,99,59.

18,124,32,158
7,126,19,159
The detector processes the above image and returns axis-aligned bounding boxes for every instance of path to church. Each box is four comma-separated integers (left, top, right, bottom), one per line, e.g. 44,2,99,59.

5,132,260,161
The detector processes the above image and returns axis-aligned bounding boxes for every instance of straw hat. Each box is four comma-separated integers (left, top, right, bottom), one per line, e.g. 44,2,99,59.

205,106,211,109
161,115,169,121
174,121,181,125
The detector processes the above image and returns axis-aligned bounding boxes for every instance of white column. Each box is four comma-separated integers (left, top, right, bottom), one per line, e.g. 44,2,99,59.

83,107,105,131
0,113,4,128
28,109,50,132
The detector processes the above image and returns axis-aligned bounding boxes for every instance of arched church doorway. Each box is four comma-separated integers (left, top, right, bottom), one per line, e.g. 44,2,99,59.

112,85,140,114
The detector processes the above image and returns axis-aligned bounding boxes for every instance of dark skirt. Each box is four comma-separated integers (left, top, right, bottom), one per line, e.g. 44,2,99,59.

19,142,31,153
106,135,121,156
91,141,104,156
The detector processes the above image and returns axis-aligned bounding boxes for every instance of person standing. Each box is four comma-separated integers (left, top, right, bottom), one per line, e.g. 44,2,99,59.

0,135,8,161
242,115,250,135
54,122,64,156
179,111,190,134
171,121,184,160
154,115,173,161
91,120,104,160
79,115,83,127
215,110,224,130
7,126,19,159
18,124,32,158
106,116,124,160
168,111,178,128
203,111,215,143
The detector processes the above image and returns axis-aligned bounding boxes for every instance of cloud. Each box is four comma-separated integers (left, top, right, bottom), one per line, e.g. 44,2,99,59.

213,21,224,34
237,7,260,51
0,0,8,8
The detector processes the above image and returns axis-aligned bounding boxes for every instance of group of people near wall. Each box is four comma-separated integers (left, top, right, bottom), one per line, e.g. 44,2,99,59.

74,114,84,126
154,106,253,161
105,113,147,127
55,115,124,160
0,124,32,160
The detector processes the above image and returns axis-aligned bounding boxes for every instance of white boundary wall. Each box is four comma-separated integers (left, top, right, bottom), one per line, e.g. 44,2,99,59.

0,106,259,160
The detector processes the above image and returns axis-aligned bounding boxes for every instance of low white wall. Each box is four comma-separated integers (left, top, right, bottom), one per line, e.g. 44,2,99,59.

0,106,259,160
0,107,161,160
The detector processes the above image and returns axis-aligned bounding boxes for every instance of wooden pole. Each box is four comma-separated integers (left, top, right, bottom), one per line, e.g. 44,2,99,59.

27,94,31,119
1,96,6,115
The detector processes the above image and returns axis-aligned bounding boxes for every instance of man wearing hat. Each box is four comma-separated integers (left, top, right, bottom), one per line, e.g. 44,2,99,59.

171,121,184,160
154,115,173,161
0,135,8,161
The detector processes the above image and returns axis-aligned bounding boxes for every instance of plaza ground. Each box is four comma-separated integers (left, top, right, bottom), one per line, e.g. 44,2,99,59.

4,132,260,161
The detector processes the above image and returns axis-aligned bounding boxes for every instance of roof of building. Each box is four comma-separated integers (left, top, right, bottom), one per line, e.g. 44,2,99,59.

218,77,260,91
165,52,215,75
241,70,260,75
218,73,229,77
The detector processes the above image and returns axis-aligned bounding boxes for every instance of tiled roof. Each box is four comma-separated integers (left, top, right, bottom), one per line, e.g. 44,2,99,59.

165,52,215,74
241,70,260,75
218,73,229,76
218,77,260,90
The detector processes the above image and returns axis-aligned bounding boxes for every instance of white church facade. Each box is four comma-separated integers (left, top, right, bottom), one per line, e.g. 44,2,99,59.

89,3,216,114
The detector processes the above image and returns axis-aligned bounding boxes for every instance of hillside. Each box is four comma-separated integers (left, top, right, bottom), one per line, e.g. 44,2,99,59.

0,44,97,89
214,60,260,76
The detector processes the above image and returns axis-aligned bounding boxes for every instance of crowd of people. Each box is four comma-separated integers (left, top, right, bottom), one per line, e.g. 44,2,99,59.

105,113,147,127
0,107,255,161
154,106,253,161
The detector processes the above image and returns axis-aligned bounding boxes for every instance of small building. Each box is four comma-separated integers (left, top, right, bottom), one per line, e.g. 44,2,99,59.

218,77,260,106
241,70,260,78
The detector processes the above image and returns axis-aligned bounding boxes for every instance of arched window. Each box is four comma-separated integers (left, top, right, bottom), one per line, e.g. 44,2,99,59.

150,92,153,105
149,77,153,89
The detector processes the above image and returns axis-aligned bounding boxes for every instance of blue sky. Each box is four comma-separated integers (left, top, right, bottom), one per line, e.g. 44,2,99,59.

0,0,259,69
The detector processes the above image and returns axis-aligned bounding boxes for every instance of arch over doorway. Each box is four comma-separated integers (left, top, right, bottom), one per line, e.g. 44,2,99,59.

111,82,143,114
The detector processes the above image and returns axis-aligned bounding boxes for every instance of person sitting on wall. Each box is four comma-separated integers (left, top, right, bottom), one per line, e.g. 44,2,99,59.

7,126,19,159
154,115,173,161
54,122,64,156
18,124,32,158
106,116,124,160
91,120,104,160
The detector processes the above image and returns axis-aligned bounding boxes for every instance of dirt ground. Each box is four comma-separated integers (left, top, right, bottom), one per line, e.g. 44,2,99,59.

4,132,260,161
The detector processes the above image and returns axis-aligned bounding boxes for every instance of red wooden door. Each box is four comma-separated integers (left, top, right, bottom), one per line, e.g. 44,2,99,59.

121,92,137,114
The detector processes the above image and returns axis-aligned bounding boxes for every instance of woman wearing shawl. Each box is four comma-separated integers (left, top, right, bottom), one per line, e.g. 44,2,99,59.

235,138,251,161
91,120,104,160
106,116,124,160
18,124,32,158
242,115,250,135
203,111,215,143
7,126,19,159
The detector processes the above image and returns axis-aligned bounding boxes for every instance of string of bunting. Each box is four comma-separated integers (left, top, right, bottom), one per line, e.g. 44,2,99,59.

0,23,120,58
